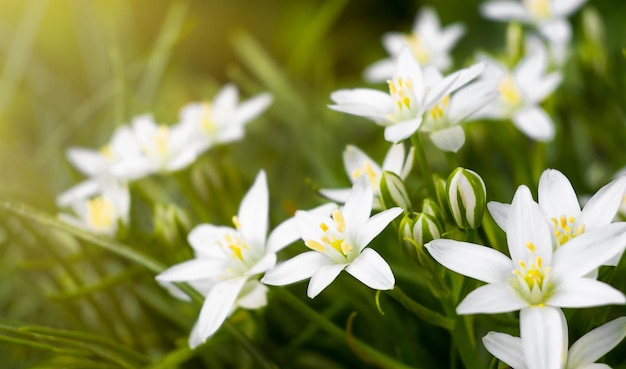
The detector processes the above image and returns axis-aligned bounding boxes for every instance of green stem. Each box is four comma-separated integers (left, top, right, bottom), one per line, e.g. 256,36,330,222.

442,286,482,369
387,286,454,331
274,288,419,369
410,133,436,198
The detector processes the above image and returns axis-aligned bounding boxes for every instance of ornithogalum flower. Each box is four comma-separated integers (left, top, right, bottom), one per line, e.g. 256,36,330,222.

474,38,561,141
262,176,403,298
156,171,307,347
179,83,273,155
364,6,465,82
57,179,130,236
319,143,414,210
330,48,484,143
488,169,626,264
426,185,626,315
484,312,626,369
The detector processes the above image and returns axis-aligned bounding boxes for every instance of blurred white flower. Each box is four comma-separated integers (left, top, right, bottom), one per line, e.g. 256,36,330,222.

319,143,414,210
179,83,273,155
364,6,465,82
57,179,130,236
330,48,484,143
484,313,626,369
262,176,402,298
474,38,561,141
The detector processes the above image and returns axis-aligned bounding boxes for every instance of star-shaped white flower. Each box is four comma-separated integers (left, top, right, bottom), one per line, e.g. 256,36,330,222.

179,83,272,155
156,171,307,347
474,38,561,141
319,143,414,210
330,48,485,143
364,6,466,82
488,169,626,264
262,176,402,298
484,310,626,369
426,184,626,316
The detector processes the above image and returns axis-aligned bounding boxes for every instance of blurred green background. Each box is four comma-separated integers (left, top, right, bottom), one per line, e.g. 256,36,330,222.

1,0,626,368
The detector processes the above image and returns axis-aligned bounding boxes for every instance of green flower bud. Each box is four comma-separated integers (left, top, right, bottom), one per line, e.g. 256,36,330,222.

446,167,486,229
398,213,419,263
380,170,412,211
506,22,524,66
153,203,192,248
412,213,442,250
420,198,445,230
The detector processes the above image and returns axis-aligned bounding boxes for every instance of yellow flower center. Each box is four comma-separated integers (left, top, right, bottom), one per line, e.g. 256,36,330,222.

387,76,417,121
498,74,522,107
351,162,379,188
524,0,551,18
141,125,170,158
99,145,116,161
511,242,553,305
429,95,450,121
200,102,216,134
86,196,117,232
305,209,353,258
551,215,585,246
404,33,430,64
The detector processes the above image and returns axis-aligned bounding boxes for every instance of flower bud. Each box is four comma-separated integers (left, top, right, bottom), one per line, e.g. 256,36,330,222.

446,167,486,229
153,203,192,248
420,198,445,230
399,213,419,263
380,171,412,211
412,213,442,250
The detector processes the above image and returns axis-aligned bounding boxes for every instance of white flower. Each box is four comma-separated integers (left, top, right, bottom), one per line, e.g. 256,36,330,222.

56,179,130,236
179,83,272,155
475,38,561,141
262,176,402,298
364,6,465,82
484,312,626,369
425,184,626,315
330,48,485,143
156,171,315,347
488,169,626,264
420,68,497,152
480,0,587,45
319,143,414,210
112,114,199,179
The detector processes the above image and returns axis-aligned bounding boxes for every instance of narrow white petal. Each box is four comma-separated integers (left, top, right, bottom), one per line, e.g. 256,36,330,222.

381,32,406,55
261,251,331,286
578,175,626,230
197,277,247,339
234,93,272,127
318,188,352,205
343,176,373,234
329,88,394,121
396,48,425,102
552,0,587,17
447,81,498,124
538,169,581,219
429,126,465,153
480,1,531,21
525,72,562,104
426,239,513,283
512,106,555,141
307,263,347,298
456,284,527,314
567,317,626,368
384,118,422,143
66,148,106,177
487,201,510,231
345,248,394,290
520,306,567,369
156,259,226,282
547,278,626,308
483,332,527,369
363,58,396,83
356,207,402,250
188,224,233,259
266,203,336,253
343,145,381,181
56,179,99,207
437,23,466,52
236,280,268,310
188,321,204,348
238,171,269,250
539,19,572,45
551,223,626,279
381,143,406,175
246,253,277,276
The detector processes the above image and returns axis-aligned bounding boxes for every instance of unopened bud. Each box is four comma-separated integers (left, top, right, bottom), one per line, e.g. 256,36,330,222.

412,213,442,250
380,171,412,211
446,167,486,229
420,198,445,230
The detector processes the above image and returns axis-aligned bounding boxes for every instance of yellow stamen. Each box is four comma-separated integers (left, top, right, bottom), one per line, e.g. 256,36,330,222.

404,33,430,64
320,222,329,233
305,240,326,252
200,102,216,133
498,74,521,106
99,145,115,161
87,196,116,230
232,215,241,229
332,210,345,234
525,241,536,253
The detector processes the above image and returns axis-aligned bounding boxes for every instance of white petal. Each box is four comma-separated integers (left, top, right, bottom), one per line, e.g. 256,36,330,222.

512,106,555,141
66,148,107,177
429,126,465,153
236,280,268,310
426,239,513,283
345,248,394,290
552,0,587,17
525,72,562,104
483,332,527,369
539,19,572,45
261,251,331,286
238,171,268,250
188,321,204,348
424,63,485,110
384,118,422,143
506,185,553,264
396,48,425,103
356,207,402,250
268,204,337,252
381,32,406,55
363,58,396,83
381,143,406,176
456,283,528,314
56,179,99,207
343,176,373,235
156,259,226,282
329,88,394,121
437,23,466,53
567,317,626,367
318,188,352,204
307,263,346,298
538,169,581,219
343,145,381,181
197,277,247,339
447,81,498,124
487,201,510,231
246,253,277,276
188,224,233,259
520,306,567,369
234,93,272,127
547,278,626,308
578,175,626,230
551,223,626,279
212,84,238,122
480,1,531,21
